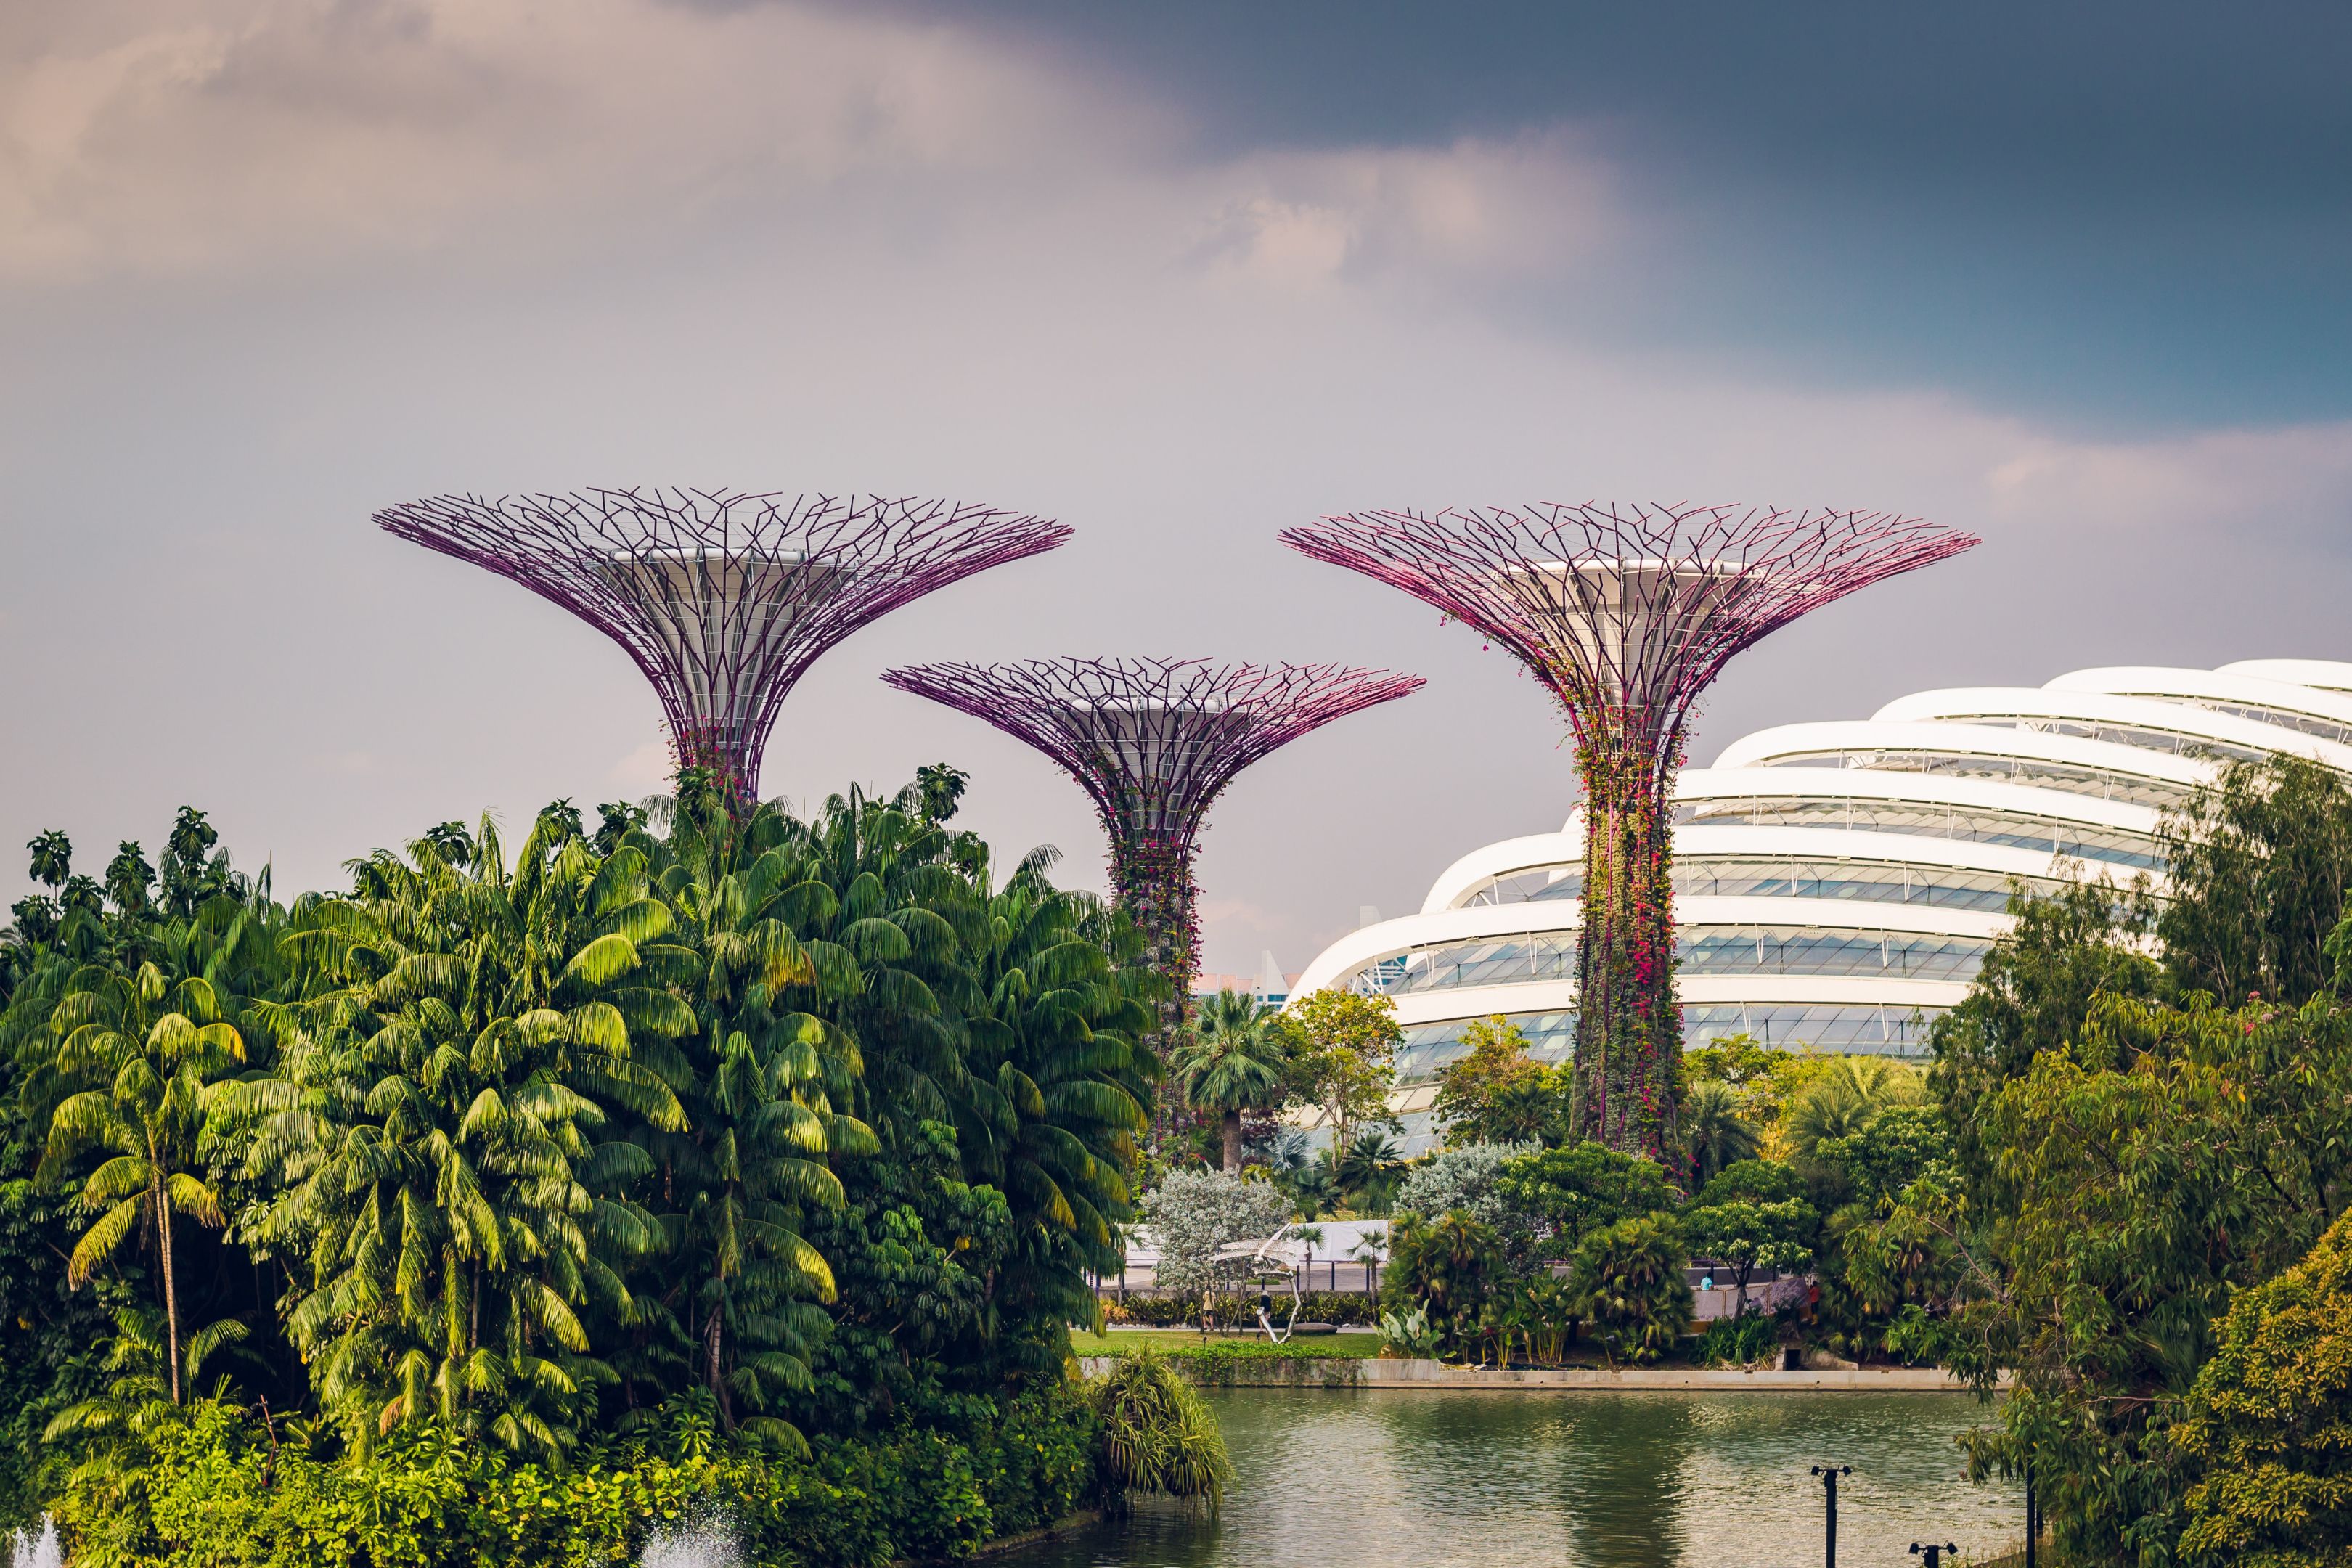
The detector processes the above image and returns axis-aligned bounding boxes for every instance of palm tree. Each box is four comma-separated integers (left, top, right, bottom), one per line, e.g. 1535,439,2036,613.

1171,989,1289,1172
1336,1129,1403,1214
1283,1150,1341,1221
959,851,1152,1354
1789,1057,1924,1157
1682,1080,1763,1188
623,785,870,1442
237,810,687,1455
38,959,245,1402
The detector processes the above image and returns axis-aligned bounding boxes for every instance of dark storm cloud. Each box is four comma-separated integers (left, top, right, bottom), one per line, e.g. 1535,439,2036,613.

858,1,2352,428
4,0,2349,977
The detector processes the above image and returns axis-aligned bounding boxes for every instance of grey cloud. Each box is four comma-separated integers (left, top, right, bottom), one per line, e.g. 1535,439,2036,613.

3,0,2348,981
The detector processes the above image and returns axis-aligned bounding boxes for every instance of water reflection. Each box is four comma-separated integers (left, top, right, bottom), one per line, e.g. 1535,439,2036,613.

1001,1388,2017,1568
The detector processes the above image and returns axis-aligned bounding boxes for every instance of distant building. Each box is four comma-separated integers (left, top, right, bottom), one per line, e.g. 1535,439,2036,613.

1293,659,2352,1151
1192,951,1299,1006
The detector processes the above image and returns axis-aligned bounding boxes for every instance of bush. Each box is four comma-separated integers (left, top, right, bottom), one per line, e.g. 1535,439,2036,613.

49,1384,1098,1568
1697,1311,1781,1369
1380,1211,1504,1357
1569,1214,1693,1365
1392,1143,1530,1254
2179,1209,2352,1567
1085,1354,1229,1514
1498,1142,1675,1259
1138,1171,1291,1293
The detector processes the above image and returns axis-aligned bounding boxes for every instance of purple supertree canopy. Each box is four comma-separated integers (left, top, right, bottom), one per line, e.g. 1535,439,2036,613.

377,488,1069,794
878,657,1425,859
882,658,1421,1039
1280,502,1977,779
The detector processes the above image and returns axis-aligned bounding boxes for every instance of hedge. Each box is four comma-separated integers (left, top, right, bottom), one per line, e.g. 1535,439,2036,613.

51,1386,1096,1568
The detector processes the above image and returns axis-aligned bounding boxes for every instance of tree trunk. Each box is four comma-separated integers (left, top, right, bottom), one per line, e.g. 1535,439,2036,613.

155,1173,181,1404
1108,835,1200,1140
1567,740,1682,1164
706,1298,730,1427
1222,1110,1243,1172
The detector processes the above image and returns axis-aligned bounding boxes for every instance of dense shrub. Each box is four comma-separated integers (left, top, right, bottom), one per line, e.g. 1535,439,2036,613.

1569,1214,1692,1365
2177,1208,2352,1567
51,1384,1097,1568
1380,1211,1504,1355
1696,1311,1781,1369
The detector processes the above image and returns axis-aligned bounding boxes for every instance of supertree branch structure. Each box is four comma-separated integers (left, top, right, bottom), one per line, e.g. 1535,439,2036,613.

1281,502,1977,1164
377,488,1069,797
880,657,1424,1058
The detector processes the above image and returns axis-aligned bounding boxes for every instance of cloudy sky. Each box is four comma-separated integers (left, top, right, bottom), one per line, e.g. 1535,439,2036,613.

3,1,2348,976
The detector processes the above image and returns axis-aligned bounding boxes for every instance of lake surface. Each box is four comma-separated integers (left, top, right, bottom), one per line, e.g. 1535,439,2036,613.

1003,1387,2021,1568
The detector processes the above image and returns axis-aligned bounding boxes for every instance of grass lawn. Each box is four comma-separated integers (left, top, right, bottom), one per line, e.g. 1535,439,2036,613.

1071,1328,1387,1360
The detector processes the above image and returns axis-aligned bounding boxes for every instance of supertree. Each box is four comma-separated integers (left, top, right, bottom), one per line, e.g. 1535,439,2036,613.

376,488,1069,797
878,657,1424,1058
1280,503,1977,1164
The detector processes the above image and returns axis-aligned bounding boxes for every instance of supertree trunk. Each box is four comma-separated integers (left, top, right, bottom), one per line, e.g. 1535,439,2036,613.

1281,503,1978,1180
1111,833,1201,1061
1568,718,1681,1162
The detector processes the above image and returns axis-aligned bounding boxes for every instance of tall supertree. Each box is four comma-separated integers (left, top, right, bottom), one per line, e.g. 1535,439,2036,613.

878,657,1424,1057
376,489,1069,797
1281,503,1977,1163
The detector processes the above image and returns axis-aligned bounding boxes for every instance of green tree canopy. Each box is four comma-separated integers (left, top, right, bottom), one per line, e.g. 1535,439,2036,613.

2161,754,2352,1008
1431,1017,1567,1148
2178,1206,2352,1568
1497,1140,1674,1259
1281,989,1400,1161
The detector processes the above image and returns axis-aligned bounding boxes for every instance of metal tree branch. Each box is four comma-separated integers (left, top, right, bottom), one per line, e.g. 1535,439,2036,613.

1281,502,1977,1164
880,657,1424,1058
376,488,1069,796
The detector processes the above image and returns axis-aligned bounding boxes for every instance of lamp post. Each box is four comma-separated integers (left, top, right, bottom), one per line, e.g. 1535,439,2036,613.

1810,1464,1851,1568
1910,1543,1959,1568
2025,1458,2039,1568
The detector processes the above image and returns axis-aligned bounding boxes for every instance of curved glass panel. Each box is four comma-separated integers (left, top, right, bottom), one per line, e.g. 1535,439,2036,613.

1759,750,2191,809
1673,796,2165,870
1392,1003,1942,1089
1387,924,1990,994
1679,925,1988,981
1464,857,2065,912
1949,715,2269,764
2146,695,2352,746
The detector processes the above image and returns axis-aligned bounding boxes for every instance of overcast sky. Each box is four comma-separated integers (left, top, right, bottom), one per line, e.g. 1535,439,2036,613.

4,1,2349,977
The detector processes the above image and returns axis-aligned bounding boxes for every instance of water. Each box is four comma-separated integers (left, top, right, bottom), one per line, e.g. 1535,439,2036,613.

639,1506,743,1568
1003,1388,2021,1568
4,1518,60,1568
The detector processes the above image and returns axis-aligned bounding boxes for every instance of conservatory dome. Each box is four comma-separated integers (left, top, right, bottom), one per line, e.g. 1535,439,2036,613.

1291,659,2352,1152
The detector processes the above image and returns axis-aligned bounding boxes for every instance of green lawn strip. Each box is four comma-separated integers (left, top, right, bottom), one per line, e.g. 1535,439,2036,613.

1073,1331,1385,1360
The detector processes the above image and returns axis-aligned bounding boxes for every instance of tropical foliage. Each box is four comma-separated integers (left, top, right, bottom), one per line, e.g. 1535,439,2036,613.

1172,989,1289,1173
0,779,1156,1560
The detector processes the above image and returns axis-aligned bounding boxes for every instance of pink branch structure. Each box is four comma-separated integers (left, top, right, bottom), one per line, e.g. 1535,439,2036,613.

377,489,1068,798
880,657,1423,1061
1281,502,1977,1165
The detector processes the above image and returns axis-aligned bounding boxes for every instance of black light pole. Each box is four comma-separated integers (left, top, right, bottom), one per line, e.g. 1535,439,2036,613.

1910,1543,1959,1568
2025,1458,2039,1568
1811,1464,1852,1568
